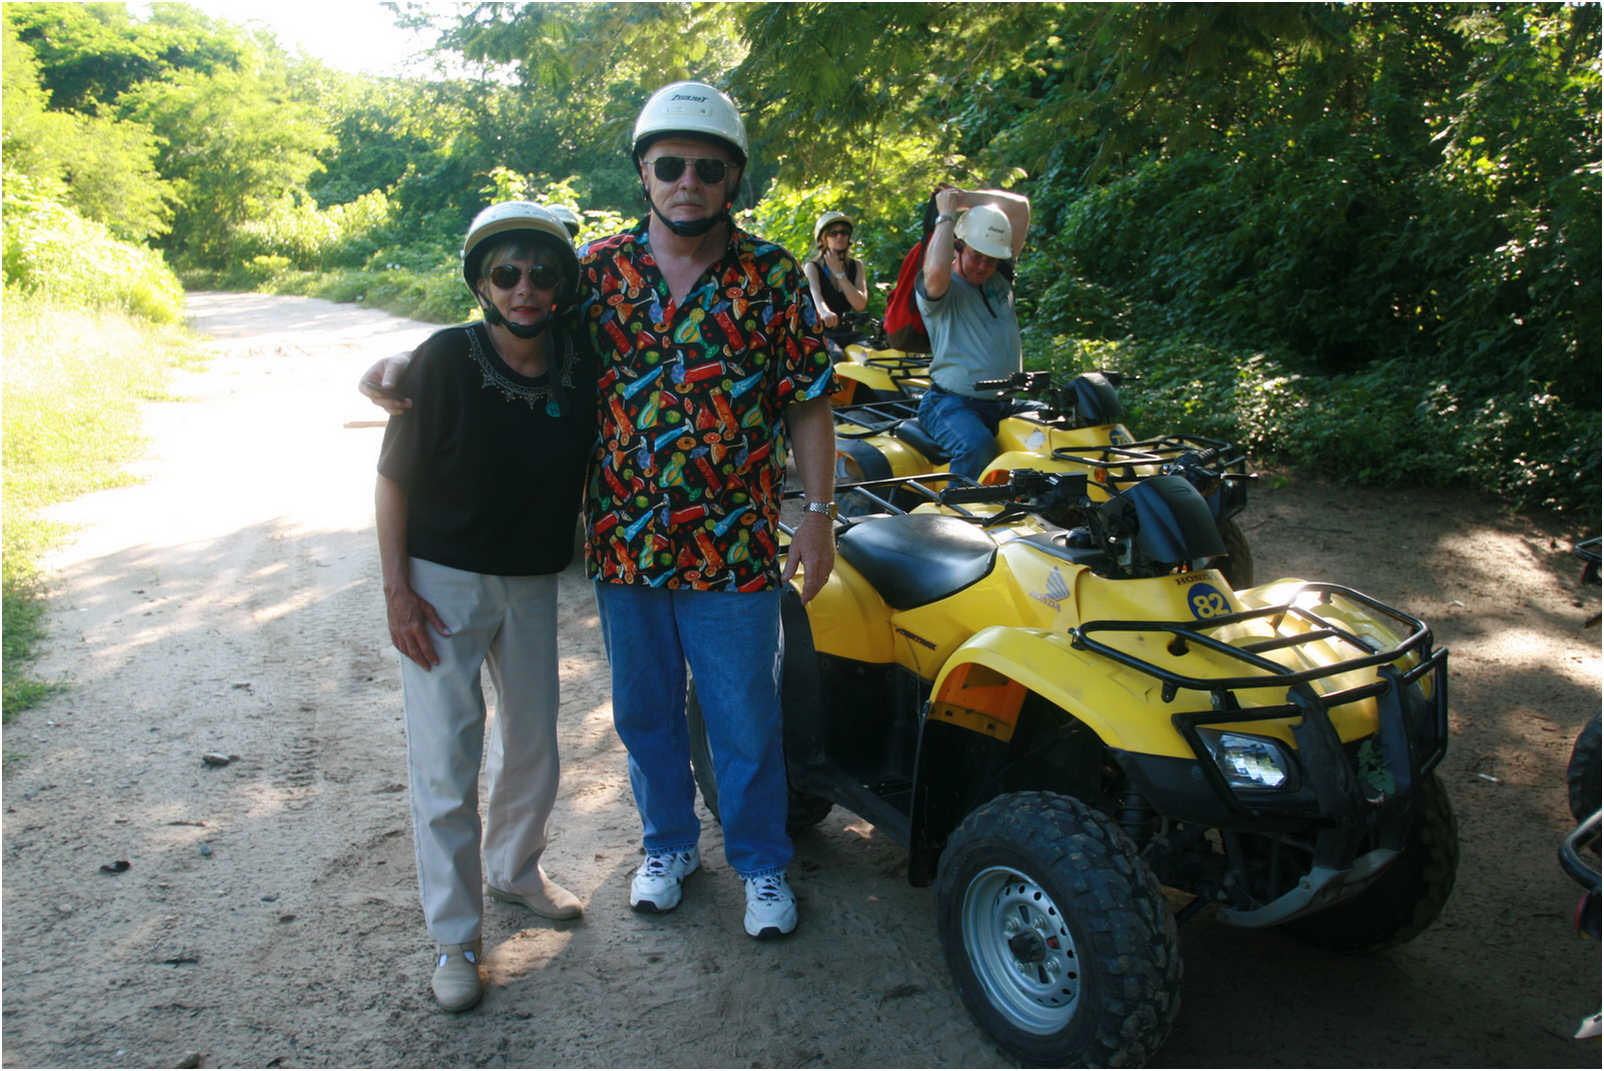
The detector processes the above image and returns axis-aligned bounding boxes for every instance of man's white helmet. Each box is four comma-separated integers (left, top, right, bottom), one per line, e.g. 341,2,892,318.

632,80,748,165
954,203,1014,260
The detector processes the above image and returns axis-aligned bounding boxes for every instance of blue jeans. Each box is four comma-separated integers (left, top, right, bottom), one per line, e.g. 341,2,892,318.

594,582,792,879
919,387,1046,479
919,387,1011,479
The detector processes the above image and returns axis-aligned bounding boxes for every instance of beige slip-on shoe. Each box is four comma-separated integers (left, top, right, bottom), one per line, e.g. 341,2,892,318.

431,939,483,1012
486,872,582,920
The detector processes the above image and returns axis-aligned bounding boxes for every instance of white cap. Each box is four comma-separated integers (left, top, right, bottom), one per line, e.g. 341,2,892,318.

814,211,852,245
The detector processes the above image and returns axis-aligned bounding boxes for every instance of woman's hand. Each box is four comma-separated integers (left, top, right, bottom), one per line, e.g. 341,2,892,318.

386,583,451,669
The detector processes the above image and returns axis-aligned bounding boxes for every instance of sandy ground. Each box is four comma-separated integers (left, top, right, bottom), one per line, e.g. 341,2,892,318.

2,292,1599,1069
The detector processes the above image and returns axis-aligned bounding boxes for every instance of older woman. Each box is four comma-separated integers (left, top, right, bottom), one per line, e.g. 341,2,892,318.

375,201,594,1012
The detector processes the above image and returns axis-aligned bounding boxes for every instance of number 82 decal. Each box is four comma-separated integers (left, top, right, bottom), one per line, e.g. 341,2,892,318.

1187,582,1230,620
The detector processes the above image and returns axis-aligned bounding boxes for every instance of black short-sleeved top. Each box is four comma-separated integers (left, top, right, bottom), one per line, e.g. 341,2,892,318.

377,321,597,577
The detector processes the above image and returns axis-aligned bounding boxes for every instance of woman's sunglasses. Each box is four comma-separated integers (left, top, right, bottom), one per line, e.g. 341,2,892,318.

824,227,852,239
488,263,562,291
649,155,729,185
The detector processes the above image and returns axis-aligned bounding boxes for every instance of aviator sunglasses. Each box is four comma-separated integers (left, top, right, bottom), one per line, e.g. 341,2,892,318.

648,155,730,184
487,262,563,291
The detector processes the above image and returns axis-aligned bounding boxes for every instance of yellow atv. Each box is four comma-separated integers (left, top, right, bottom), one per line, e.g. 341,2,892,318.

835,372,1256,587
823,313,932,406
690,470,1455,1067
832,370,1132,484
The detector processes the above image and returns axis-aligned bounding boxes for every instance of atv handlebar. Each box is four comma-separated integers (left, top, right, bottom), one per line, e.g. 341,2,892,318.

971,369,1134,396
937,469,1090,511
973,370,1052,395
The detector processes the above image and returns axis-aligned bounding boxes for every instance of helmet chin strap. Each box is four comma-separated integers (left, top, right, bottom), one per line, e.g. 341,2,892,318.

642,180,732,238
479,299,553,340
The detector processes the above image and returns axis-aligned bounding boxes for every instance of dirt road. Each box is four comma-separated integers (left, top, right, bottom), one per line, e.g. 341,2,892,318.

2,293,1598,1068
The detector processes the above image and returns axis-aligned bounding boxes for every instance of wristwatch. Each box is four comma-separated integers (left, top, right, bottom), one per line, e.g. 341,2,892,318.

934,213,958,227
803,499,838,520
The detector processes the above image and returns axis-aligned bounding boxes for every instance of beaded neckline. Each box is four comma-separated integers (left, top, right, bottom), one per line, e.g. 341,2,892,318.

464,323,578,410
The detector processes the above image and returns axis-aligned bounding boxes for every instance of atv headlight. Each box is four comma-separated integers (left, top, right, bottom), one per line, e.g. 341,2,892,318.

1200,730,1299,791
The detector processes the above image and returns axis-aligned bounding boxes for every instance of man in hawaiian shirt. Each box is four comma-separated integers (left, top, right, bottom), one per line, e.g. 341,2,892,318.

578,81,836,940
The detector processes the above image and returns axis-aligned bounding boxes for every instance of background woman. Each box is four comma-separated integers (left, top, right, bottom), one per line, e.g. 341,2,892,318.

803,210,870,347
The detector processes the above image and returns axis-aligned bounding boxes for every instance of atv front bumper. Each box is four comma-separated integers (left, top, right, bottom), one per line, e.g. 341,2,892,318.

1076,583,1450,925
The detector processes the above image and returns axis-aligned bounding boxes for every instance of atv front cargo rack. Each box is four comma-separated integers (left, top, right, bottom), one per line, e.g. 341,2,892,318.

1072,583,1449,817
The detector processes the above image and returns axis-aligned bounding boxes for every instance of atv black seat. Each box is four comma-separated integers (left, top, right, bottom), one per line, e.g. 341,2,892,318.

891,419,949,463
838,513,996,610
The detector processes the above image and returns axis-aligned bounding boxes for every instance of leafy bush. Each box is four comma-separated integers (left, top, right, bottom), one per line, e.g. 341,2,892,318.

2,170,183,322
230,188,395,271
1026,332,1601,518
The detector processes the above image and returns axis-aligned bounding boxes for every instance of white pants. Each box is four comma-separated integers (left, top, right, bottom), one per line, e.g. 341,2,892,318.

400,558,561,944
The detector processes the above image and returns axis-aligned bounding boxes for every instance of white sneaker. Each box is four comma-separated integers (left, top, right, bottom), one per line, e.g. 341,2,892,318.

629,847,699,913
743,872,798,939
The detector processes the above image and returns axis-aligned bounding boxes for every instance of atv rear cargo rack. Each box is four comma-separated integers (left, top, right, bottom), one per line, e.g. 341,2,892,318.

832,398,921,438
1071,583,1449,817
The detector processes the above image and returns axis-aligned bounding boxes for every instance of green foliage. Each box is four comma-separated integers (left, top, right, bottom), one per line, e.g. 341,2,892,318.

6,0,1592,520
2,171,184,322
1,288,208,718
1043,333,1600,516
5,1,256,113
123,62,335,266
231,189,396,270
2,13,172,241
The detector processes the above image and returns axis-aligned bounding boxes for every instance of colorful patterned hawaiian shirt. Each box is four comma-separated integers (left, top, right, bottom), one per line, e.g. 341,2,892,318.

577,219,833,591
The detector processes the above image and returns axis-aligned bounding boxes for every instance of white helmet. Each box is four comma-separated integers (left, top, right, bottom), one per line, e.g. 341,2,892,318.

461,202,579,332
632,80,748,165
545,204,582,238
813,211,852,246
462,201,575,285
954,203,1014,260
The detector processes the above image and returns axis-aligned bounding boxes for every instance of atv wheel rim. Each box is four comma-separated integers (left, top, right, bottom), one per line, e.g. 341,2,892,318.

960,865,1079,1035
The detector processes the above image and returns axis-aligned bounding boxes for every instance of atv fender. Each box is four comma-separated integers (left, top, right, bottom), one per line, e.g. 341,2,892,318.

977,450,1083,485
905,625,1192,883
829,361,899,396
921,625,1195,759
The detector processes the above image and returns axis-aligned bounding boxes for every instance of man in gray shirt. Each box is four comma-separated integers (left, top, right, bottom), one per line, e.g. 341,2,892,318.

914,184,1033,478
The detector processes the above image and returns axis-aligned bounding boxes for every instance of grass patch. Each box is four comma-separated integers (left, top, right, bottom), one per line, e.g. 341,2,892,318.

1,289,208,721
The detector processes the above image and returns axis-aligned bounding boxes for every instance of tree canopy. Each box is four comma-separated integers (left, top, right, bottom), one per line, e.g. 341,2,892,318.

3,1,1597,513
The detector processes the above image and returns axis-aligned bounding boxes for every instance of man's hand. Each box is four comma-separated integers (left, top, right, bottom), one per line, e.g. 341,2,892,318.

386,583,450,669
782,511,835,603
359,353,413,416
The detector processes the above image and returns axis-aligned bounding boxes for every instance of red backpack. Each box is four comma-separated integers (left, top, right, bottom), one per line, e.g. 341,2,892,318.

882,192,941,353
